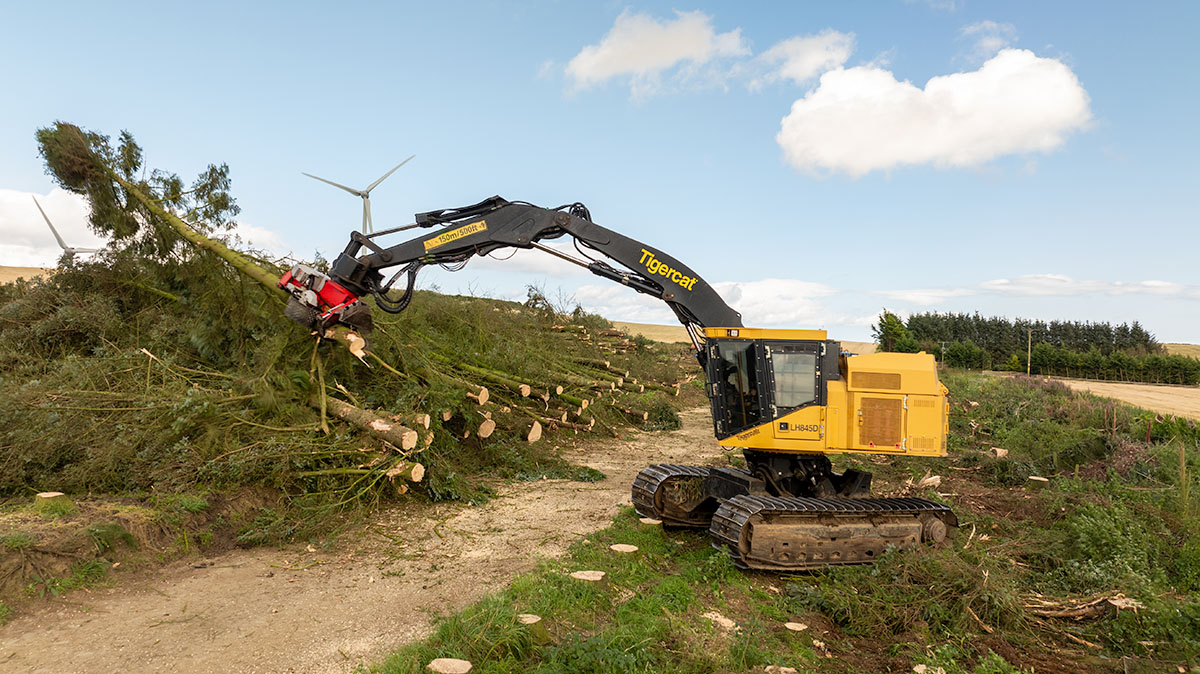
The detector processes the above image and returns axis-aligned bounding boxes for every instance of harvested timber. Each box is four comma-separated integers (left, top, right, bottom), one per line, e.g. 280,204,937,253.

404,413,431,430
465,387,489,405
619,407,650,422
452,362,532,398
558,392,590,410
1024,592,1145,619
386,462,426,482
441,410,453,422
321,397,418,450
527,420,543,443
478,418,497,439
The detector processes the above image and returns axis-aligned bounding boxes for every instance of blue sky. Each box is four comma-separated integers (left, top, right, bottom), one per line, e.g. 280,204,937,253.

1,1,1196,342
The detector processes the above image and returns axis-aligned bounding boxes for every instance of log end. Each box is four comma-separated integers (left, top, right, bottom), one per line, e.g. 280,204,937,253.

478,419,497,439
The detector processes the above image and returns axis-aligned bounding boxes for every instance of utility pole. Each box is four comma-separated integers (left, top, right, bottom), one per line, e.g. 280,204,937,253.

1027,328,1032,375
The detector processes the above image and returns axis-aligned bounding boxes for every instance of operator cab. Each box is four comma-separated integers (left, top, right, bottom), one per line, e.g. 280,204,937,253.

703,329,841,440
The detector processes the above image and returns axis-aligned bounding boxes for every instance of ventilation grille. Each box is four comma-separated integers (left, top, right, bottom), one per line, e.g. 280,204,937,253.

851,371,902,390
910,397,937,408
860,397,903,447
909,435,940,451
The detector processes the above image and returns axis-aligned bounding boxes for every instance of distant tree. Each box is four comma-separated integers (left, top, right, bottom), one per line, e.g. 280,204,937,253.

873,311,919,353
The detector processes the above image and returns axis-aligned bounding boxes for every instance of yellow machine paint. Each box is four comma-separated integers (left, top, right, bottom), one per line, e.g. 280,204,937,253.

705,328,949,458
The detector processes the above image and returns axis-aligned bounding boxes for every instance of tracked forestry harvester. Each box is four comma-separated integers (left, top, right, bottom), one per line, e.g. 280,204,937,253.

281,196,958,571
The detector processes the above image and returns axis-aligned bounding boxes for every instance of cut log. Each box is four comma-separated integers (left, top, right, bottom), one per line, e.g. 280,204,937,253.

441,410,453,422
527,420,543,443
466,387,489,405
386,462,425,482
321,397,418,450
406,413,431,430
478,419,497,439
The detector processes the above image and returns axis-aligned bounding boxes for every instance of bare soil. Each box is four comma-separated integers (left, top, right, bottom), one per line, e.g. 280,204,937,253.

1056,378,1200,420
0,408,728,674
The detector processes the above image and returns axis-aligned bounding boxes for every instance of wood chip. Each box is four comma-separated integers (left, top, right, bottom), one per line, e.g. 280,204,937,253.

516,613,541,625
701,611,738,631
609,544,639,553
638,517,662,525
784,622,808,632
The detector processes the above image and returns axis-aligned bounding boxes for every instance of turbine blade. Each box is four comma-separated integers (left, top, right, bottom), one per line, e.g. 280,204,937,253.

364,155,414,193
302,172,363,196
32,196,69,250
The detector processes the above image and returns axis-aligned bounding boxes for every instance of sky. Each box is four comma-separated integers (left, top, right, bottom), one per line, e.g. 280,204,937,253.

0,1,1196,342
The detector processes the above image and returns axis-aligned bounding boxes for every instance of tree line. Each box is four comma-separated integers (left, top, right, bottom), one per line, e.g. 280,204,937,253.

873,311,1199,385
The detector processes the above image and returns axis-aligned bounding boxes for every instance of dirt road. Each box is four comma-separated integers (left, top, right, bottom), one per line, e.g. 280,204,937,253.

0,409,727,674
1058,379,1200,420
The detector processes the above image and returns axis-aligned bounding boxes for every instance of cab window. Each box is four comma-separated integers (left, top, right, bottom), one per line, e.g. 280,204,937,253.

716,340,762,433
772,350,818,409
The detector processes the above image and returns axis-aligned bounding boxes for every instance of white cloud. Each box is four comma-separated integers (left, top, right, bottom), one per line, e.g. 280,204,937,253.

470,240,590,278
883,274,1200,305
876,287,975,306
960,21,1018,60
0,188,106,267
573,277,851,328
565,9,748,98
749,30,855,89
229,221,290,255
980,274,1200,299
777,49,1092,176
712,278,839,326
906,0,958,11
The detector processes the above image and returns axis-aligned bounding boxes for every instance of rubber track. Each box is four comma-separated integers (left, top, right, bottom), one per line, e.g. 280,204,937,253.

631,464,711,520
709,494,958,569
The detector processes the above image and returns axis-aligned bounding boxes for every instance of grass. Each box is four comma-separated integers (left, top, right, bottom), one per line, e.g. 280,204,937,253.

368,371,1200,673
28,560,110,599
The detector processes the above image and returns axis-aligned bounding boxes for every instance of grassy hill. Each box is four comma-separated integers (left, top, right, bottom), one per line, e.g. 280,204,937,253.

0,266,51,284
373,371,1200,673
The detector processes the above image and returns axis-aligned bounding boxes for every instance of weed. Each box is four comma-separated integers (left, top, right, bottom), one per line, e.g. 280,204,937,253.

86,522,136,554
0,531,35,549
0,601,9,625
28,560,109,598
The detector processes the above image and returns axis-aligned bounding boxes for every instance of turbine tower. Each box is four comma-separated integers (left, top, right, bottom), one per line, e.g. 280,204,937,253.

302,155,415,234
32,196,100,262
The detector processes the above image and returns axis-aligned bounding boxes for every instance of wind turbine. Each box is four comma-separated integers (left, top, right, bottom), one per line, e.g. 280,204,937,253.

302,155,415,234
32,196,101,262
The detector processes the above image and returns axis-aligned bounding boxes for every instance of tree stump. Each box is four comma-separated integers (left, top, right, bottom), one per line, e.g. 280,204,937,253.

34,492,74,516
426,658,472,674
517,613,552,645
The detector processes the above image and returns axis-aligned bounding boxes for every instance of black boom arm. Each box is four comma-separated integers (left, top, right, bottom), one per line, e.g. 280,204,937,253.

328,196,742,353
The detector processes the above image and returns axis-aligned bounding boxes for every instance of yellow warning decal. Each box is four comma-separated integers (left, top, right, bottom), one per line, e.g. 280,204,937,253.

424,220,487,251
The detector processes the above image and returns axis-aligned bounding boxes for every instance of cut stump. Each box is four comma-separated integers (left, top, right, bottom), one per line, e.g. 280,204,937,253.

426,658,472,674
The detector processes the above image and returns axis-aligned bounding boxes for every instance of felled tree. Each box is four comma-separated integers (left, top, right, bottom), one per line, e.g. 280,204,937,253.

36,121,276,290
